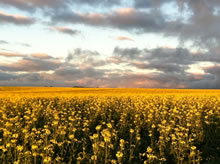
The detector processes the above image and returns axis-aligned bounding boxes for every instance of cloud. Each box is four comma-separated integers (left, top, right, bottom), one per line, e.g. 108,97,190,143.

59,47,208,88
65,48,100,63
0,72,56,86
0,57,61,72
132,62,185,73
0,0,64,12
112,46,220,67
134,0,170,9
69,0,121,7
117,36,134,41
1,46,220,88
113,46,142,60
0,0,121,13
17,43,31,47
0,72,17,81
0,52,26,57
185,65,220,89
31,53,53,59
51,8,165,33
52,26,80,36
157,0,220,48
0,40,9,44
110,46,220,88
202,65,220,89
0,52,55,59
55,66,105,79
0,11,35,25
0,40,31,47
1,0,220,50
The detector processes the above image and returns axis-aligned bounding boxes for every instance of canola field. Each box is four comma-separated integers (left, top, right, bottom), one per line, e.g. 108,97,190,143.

0,87,219,164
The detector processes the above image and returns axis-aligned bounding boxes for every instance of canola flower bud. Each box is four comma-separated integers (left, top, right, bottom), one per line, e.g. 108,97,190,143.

147,147,153,153
116,151,123,159
6,143,11,148
32,145,38,150
190,151,196,157
96,125,102,131
46,129,51,135
130,129,134,133
91,155,97,161
13,160,20,164
107,123,112,129
43,157,52,163
69,134,74,140
12,133,19,138
191,146,196,150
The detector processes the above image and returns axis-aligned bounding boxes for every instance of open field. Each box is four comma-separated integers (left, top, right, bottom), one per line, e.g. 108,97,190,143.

0,87,220,163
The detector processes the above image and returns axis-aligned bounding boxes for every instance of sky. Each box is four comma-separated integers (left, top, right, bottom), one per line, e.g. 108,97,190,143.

0,0,220,88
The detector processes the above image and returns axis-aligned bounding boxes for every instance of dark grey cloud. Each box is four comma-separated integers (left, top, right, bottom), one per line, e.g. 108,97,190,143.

147,47,195,66
65,48,100,63
51,8,165,33
55,66,80,77
0,57,61,72
112,47,196,73
202,66,220,89
113,47,142,60
205,65,220,75
69,0,121,6
0,72,16,81
186,65,220,89
0,0,121,13
162,0,220,48
110,46,220,88
0,72,56,87
0,11,35,25
134,0,170,9
113,46,220,67
132,62,185,73
0,0,64,12
55,66,105,79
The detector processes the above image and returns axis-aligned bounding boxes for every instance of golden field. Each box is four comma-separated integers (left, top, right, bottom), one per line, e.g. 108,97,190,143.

0,87,219,164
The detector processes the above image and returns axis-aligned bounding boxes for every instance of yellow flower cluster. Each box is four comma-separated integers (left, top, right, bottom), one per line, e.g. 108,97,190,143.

0,87,219,163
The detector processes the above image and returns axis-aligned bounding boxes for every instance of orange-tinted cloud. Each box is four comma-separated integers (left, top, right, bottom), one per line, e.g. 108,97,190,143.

0,52,26,57
0,10,35,25
117,36,134,41
31,53,53,59
52,26,80,35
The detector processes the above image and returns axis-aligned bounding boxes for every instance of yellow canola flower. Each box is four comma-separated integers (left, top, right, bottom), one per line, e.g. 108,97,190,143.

32,145,38,150
43,157,52,163
116,151,123,158
130,129,134,133
96,125,102,131
68,134,74,140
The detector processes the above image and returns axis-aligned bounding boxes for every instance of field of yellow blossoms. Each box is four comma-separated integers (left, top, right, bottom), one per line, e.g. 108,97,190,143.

0,87,219,164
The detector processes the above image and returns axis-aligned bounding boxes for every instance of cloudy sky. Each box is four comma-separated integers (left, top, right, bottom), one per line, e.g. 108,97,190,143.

0,0,220,88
